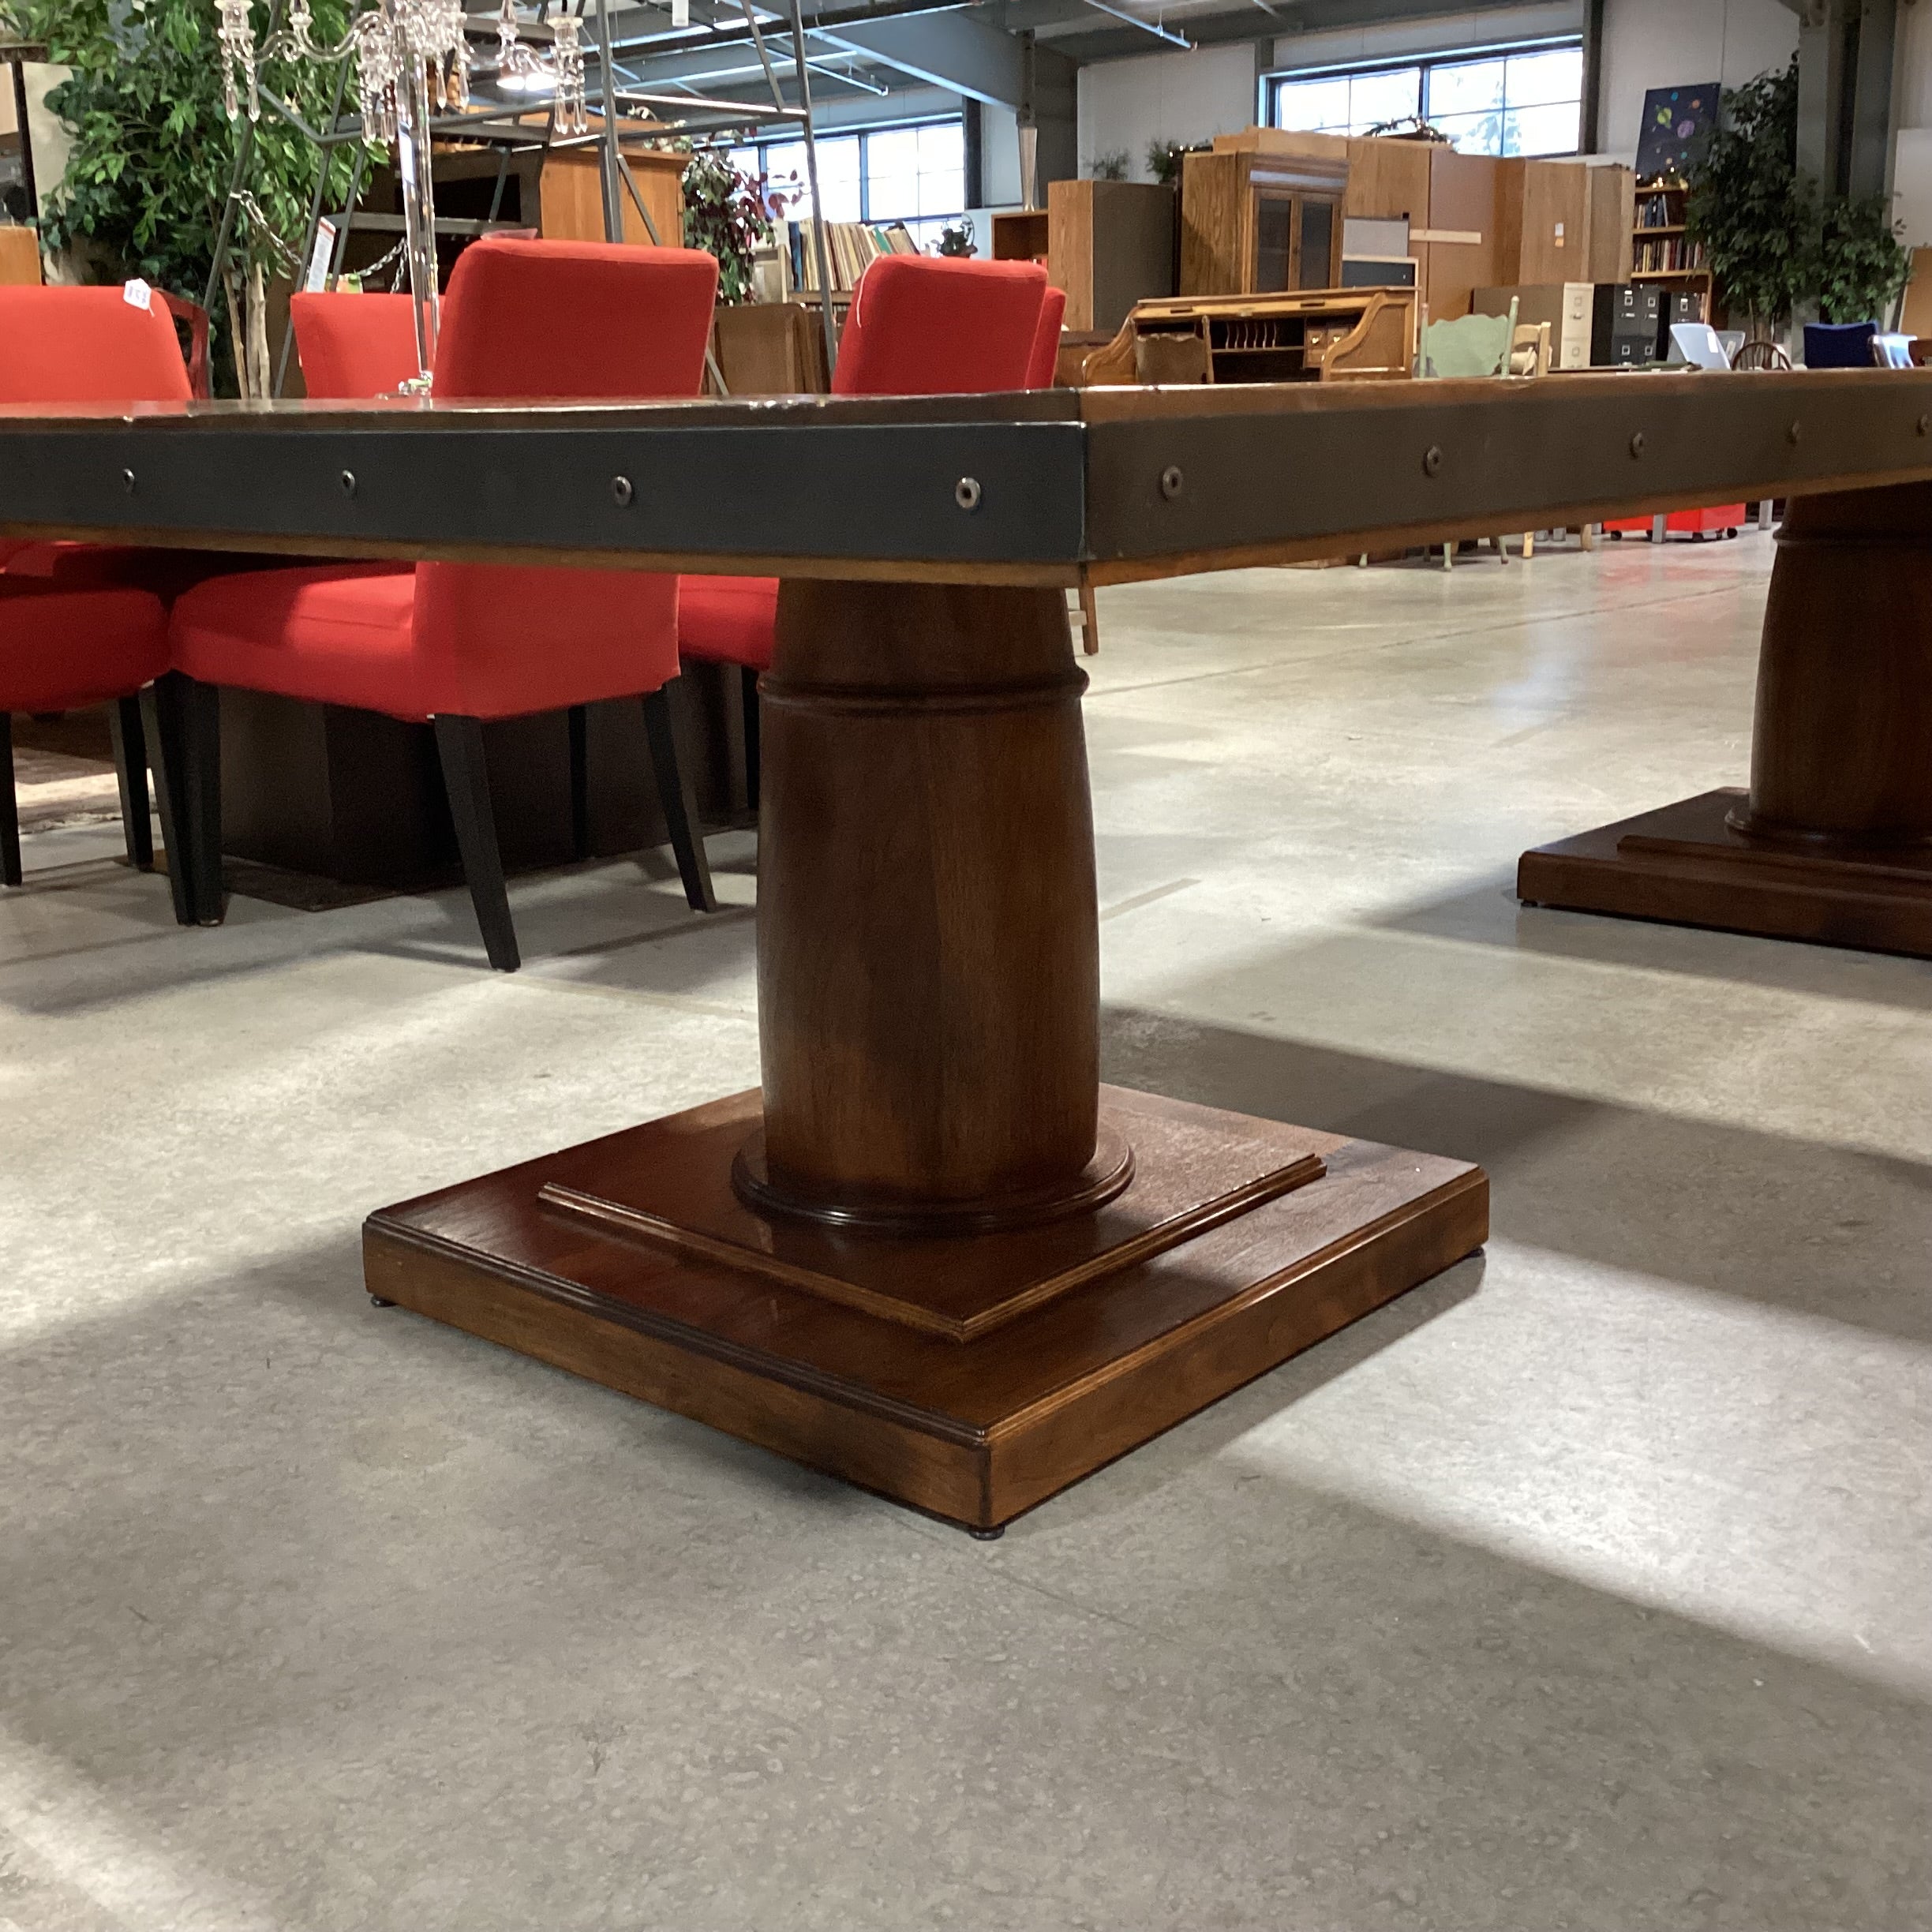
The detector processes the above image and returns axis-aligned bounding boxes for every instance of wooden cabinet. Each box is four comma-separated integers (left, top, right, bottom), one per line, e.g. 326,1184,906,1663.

1343,137,1432,225
540,144,684,247
1186,132,1627,327
1180,149,1346,298
0,224,39,285
1046,179,1174,333
1587,164,1635,282
1495,159,1589,286
712,301,829,395
1417,148,1498,327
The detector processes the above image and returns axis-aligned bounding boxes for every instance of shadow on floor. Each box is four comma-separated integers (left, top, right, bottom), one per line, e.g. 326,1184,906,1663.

1378,867,1932,1014
1101,1005,1932,1346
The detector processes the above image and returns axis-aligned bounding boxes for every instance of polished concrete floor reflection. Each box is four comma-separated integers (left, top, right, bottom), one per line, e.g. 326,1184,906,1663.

2,534,1926,1932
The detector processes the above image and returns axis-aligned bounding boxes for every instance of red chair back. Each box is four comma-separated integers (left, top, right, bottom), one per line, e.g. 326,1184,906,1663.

1027,286,1067,389
433,236,720,399
0,285,193,404
413,238,721,717
831,256,1049,397
290,291,421,399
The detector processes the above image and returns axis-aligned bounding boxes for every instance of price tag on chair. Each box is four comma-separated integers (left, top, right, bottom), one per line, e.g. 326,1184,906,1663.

305,220,338,295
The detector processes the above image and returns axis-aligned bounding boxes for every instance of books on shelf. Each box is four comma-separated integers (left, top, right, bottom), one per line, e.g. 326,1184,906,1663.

772,218,921,298
1632,182,1706,275
1632,234,1708,275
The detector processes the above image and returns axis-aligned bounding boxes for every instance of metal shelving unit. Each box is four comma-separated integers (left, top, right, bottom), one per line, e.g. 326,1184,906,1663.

208,0,843,393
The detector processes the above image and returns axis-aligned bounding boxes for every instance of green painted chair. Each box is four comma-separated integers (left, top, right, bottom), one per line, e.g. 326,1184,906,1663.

1419,298,1518,379
1421,298,1522,564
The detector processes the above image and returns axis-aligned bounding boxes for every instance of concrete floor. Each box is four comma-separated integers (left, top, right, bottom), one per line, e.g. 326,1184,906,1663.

2,534,1926,1932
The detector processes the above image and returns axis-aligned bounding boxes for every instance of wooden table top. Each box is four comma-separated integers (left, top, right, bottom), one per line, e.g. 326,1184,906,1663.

3,371,1929,586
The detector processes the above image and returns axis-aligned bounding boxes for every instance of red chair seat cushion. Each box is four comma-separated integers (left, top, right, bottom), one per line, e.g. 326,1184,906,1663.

170,564,422,716
171,560,684,721
679,575,778,672
0,582,168,712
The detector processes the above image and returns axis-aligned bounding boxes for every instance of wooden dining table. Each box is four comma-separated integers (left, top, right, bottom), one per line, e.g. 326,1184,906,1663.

5,369,1928,1533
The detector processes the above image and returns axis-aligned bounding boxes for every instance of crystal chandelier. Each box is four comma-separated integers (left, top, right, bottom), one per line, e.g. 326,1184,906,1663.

217,0,590,382
493,2,588,136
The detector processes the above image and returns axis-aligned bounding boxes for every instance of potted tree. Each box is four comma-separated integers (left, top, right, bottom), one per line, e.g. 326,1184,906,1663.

1688,58,1910,347
1686,62,1808,345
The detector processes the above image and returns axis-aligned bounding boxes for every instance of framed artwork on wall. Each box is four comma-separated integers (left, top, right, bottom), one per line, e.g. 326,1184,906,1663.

1635,83,1719,182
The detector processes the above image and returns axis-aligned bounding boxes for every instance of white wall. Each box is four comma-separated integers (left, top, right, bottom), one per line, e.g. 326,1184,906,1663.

1076,41,1257,181
981,100,1024,205
1597,0,1796,165
1898,0,1932,131
17,66,73,204
1890,0,1932,244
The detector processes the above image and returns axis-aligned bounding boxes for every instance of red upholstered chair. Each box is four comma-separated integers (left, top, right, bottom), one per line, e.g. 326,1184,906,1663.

679,255,1050,805
289,291,421,399
1027,285,1068,391
0,284,194,585
830,254,1048,396
1023,286,1096,651
1,582,169,889
0,285,207,912
164,238,723,969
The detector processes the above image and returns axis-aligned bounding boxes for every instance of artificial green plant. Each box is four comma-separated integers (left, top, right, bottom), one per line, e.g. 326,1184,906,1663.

680,147,772,303
1687,58,1910,334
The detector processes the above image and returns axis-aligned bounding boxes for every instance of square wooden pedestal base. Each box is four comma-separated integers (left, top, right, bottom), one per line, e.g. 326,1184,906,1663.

1518,788,1932,959
364,1086,1488,1532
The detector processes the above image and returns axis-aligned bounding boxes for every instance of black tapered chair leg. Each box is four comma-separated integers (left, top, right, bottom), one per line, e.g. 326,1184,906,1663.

741,665,761,816
432,713,520,972
140,676,199,927
109,695,154,871
175,674,224,926
0,713,21,888
642,682,716,913
567,703,590,860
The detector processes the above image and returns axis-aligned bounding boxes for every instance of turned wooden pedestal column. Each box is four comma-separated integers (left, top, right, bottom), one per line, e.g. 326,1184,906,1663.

365,578,1487,1532
746,580,1126,1229
1518,481,1932,957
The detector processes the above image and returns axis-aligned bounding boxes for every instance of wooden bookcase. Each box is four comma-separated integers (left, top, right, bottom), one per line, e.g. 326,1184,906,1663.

1631,179,1711,322
991,209,1050,263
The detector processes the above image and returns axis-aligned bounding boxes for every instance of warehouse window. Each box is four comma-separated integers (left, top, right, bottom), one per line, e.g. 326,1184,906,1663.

727,118,965,247
1269,40,1584,157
